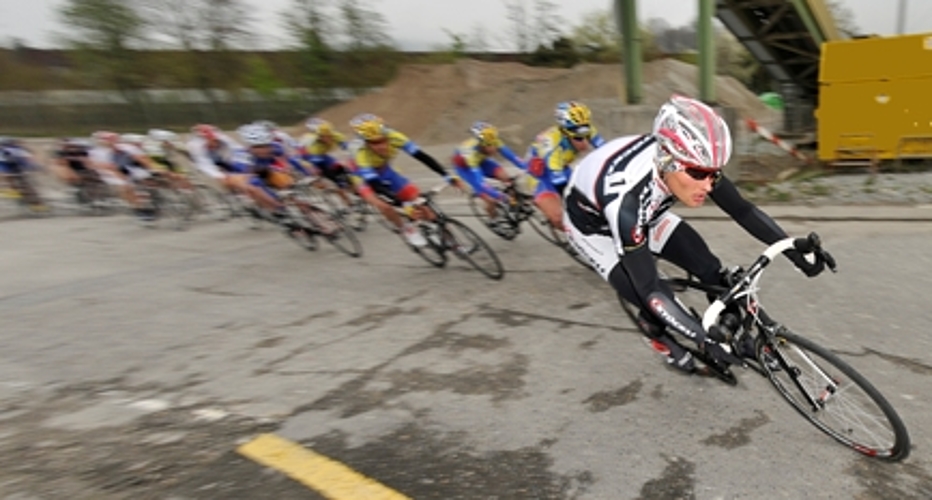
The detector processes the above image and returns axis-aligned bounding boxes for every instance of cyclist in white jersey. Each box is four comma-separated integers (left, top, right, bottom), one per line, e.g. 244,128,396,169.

563,95,830,373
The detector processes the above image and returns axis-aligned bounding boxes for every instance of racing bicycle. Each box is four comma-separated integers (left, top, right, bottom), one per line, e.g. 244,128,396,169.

385,185,505,280
619,233,910,461
278,178,363,258
467,181,554,243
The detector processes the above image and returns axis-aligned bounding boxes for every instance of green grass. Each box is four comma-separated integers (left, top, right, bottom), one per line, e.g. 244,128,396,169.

765,186,793,202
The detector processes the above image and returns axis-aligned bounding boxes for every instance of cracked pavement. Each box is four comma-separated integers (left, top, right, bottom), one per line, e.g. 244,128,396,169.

1,196,932,499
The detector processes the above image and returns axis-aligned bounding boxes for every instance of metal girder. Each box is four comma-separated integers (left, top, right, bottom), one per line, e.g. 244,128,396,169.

763,31,809,41
715,0,825,98
757,4,791,36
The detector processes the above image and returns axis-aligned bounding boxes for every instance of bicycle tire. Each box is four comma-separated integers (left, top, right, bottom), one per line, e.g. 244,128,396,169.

325,189,369,233
193,183,235,221
286,226,319,251
320,214,364,258
468,195,519,241
146,182,192,230
525,205,563,246
294,199,363,258
411,221,447,267
440,218,505,280
758,330,910,461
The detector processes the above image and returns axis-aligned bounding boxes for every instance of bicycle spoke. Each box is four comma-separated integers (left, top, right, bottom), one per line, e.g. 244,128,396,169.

409,221,447,267
442,219,504,280
761,332,910,461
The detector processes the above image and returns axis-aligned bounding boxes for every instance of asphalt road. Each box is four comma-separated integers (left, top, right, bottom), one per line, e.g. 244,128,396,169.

1,194,931,499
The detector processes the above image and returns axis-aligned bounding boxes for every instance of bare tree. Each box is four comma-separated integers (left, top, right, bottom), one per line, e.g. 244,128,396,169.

56,0,148,94
138,0,253,95
531,0,563,49
338,0,392,50
139,0,253,50
571,9,620,57
283,0,333,89
825,0,860,37
503,0,530,52
469,23,491,53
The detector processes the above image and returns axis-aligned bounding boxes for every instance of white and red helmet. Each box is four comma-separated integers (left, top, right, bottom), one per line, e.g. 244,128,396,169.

652,95,732,171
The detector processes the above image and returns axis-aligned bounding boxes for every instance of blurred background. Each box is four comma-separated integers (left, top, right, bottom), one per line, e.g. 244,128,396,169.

0,0,930,174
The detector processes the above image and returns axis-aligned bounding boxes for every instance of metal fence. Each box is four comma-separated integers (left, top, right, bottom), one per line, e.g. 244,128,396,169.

0,88,367,136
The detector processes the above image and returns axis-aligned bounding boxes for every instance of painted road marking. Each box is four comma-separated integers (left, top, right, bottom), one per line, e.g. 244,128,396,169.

237,433,411,500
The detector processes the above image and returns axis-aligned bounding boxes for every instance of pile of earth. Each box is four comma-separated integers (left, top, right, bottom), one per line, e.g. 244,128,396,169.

301,58,780,148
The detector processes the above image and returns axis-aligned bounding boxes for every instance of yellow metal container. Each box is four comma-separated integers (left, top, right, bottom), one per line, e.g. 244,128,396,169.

816,33,932,162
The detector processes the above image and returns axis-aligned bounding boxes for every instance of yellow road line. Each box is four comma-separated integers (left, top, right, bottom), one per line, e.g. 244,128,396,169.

237,433,412,500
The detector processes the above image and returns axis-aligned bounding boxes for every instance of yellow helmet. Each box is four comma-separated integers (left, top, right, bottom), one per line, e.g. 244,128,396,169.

470,121,501,147
555,101,592,137
306,117,334,136
350,113,386,141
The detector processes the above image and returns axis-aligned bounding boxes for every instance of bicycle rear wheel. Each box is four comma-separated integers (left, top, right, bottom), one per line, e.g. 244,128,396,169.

758,330,910,461
468,195,519,241
192,183,235,221
286,226,319,251
441,218,504,280
320,215,363,258
151,187,192,230
411,221,447,267
326,190,369,232
294,199,363,258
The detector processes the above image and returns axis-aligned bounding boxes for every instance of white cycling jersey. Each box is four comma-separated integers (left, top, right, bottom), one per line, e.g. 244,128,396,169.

186,134,243,180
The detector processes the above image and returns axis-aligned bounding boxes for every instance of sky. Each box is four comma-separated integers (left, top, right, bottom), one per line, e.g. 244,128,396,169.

1,0,931,50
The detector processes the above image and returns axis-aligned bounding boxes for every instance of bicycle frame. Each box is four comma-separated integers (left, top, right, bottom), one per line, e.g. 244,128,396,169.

675,236,851,409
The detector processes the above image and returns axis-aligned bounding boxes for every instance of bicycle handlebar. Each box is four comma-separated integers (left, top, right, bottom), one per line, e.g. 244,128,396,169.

702,232,835,331
410,183,448,206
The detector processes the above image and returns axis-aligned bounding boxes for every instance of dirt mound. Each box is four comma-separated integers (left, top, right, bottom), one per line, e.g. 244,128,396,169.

305,58,774,147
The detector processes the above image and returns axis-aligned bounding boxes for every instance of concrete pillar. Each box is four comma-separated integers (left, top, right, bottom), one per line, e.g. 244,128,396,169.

614,0,642,104
698,0,716,104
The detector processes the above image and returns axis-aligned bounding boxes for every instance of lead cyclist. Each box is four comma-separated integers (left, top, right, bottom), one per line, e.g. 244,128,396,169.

562,94,831,374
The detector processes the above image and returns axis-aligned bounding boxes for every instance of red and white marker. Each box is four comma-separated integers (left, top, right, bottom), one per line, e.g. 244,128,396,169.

745,118,809,163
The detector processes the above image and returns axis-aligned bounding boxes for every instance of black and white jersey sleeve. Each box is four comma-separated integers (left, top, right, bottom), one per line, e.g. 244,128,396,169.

566,134,709,343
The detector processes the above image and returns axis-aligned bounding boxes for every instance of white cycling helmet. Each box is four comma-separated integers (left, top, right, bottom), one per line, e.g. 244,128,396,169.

652,94,732,171
120,133,146,145
237,123,274,146
148,129,177,142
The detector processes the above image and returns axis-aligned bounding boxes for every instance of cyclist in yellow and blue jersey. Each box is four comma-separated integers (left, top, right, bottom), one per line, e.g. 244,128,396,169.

299,117,355,203
453,121,526,219
347,113,463,247
526,101,606,231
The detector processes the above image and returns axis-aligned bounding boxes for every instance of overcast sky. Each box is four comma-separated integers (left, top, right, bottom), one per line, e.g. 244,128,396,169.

1,0,931,50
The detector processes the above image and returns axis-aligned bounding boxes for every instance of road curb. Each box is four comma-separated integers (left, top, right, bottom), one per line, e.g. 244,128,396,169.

436,201,932,223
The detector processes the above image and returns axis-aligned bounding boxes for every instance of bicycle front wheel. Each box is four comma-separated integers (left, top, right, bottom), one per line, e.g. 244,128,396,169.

295,201,363,258
441,218,505,280
322,216,363,258
152,187,192,231
193,183,235,221
411,221,447,268
525,205,563,246
759,330,910,461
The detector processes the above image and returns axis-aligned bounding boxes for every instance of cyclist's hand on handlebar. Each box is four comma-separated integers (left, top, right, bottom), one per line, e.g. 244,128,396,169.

785,249,826,277
447,176,466,193
784,232,837,277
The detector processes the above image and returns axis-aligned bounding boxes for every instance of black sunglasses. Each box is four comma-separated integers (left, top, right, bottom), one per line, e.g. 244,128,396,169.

683,167,722,182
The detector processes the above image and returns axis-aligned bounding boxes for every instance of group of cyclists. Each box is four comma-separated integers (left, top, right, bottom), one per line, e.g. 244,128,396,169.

6,94,832,377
